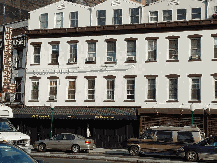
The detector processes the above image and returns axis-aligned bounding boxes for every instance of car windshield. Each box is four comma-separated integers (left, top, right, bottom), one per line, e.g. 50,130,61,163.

0,119,17,132
0,144,35,163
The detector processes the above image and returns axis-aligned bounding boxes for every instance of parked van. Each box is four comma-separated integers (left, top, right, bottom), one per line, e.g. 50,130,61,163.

0,104,31,153
125,126,204,156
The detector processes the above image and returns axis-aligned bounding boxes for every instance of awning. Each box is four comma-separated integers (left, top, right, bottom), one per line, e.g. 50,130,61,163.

12,106,138,120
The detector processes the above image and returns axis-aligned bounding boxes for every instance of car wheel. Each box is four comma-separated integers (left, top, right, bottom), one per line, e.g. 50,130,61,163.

186,151,198,161
38,143,46,152
129,146,139,156
71,145,80,153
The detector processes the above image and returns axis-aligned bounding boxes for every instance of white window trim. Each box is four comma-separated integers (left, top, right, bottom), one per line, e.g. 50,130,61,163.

55,12,63,28
190,38,201,59
146,77,156,100
67,79,76,100
40,13,48,29
32,45,41,64
49,79,58,100
69,43,77,63
163,10,172,22
30,79,39,101
191,8,201,20
168,39,178,60
189,77,201,101
87,79,95,100
97,10,106,26
127,40,136,57
149,11,158,23
129,8,141,24
88,42,96,58
113,9,122,25
69,11,78,28
168,78,178,101
107,42,116,62
147,40,157,61
50,44,59,63
126,78,135,100
106,79,115,100
176,9,187,21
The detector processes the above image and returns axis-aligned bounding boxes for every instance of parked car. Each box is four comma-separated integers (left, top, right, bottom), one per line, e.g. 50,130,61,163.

33,133,96,153
0,142,43,163
123,125,204,156
177,136,217,161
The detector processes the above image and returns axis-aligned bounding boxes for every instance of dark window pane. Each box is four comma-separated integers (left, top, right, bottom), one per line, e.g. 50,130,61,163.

177,9,186,20
177,132,194,143
157,131,173,142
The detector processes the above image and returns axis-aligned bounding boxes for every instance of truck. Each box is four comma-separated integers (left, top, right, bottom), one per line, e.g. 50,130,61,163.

0,104,31,153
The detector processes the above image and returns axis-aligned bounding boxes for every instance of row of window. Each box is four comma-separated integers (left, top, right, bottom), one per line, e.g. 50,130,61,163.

31,36,217,65
30,76,217,102
39,7,204,29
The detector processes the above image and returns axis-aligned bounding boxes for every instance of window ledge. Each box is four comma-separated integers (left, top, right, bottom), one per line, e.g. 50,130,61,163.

66,62,77,65
85,61,96,64
123,100,135,102
30,64,40,66
124,61,137,63
46,100,57,102
103,100,115,102
84,100,95,102
28,100,39,102
104,62,116,64
188,100,201,103
65,100,76,102
212,59,217,61
166,100,179,103
144,100,157,102
48,63,59,65
211,101,217,103
145,60,157,63
166,60,179,62
188,59,201,62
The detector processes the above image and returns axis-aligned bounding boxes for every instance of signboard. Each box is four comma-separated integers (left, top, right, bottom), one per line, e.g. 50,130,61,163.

12,36,26,47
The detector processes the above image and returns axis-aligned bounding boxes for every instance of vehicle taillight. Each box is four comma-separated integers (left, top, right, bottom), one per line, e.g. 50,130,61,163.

85,141,91,144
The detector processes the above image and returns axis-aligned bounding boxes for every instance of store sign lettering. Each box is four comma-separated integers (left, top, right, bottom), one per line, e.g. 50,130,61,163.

13,36,26,47
95,115,114,119
32,114,50,118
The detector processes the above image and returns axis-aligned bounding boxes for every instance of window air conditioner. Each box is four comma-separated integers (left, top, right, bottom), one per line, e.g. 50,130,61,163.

68,58,75,63
49,95,55,100
127,56,135,61
87,57,95,62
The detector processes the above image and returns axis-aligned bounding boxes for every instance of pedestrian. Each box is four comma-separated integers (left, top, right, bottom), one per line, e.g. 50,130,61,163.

87,125,91,138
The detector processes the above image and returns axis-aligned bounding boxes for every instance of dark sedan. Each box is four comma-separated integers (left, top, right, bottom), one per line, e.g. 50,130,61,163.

177,136,217,161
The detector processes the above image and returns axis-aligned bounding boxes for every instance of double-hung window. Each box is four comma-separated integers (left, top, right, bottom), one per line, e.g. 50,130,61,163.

214,38,217,58
192,8,201,19
148,40,157,61
15,78,22,101
33,45,41,64
163,10,172,21
147,78,156,100
40,13,48,29
55,12,63,28
149,11,158,22
190,38,201,59
68,80,76,100
97,10,106,26
169,78,178,100
49,80,57,100
191,78,200,101
113,9,122,25
87,79,95,100
127,78,135,100
107,41,116,62
31,80,39,100
127,40,136,61
70,11,78,27
87,42,96,62
169,39,178,60
69,43,77,63
51,44,59,64
107,79,115,100
177,9,186,20
130,8,139,24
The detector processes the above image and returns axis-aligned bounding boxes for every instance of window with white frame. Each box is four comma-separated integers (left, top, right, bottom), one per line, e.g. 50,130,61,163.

113,9,122,25
40,13,48,29
107,41,116,62
69,43,77,63
107,79,115,100
130,8,139,24
148,40,157,61
192,8,201,19
97,10,106,26
177,9,186,20
55,12,63,28
127,78,135,100
147,78,156,100
163,10,172,21
149,11,158,22
33,45,40,64
49,80,57,100
31,80,39,100
190,38,201,59
169,78,178,100
191,78,200,100
15,78,22,101
87,43,96,61
68,80,76,100
127,41,136,61
70,11,78,27
87,79,95,100
51,44,59,64
169,39,178,60
214,37,217,58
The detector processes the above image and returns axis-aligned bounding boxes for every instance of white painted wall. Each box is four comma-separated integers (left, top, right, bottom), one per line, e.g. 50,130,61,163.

25,28,217,109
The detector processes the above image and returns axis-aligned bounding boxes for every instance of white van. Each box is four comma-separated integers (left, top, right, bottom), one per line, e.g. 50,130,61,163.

0,104,31,153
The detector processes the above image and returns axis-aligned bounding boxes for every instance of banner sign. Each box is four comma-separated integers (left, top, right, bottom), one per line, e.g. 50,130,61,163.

12,35,26,47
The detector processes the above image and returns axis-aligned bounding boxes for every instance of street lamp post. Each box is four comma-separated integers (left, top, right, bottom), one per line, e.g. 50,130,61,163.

190,103,195,125
50,103,55,139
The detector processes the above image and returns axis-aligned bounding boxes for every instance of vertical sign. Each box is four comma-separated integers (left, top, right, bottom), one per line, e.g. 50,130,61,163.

2,27,13,93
